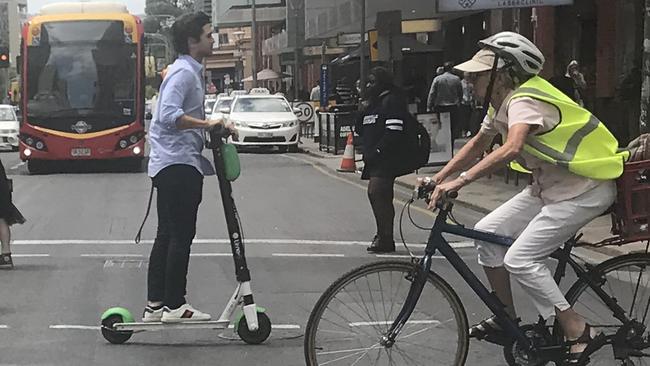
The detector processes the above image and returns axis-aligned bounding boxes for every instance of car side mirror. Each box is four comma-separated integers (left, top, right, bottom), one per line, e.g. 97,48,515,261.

220,107,231,115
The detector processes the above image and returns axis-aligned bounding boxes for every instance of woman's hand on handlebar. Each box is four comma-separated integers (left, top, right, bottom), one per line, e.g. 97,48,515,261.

427,179,464,210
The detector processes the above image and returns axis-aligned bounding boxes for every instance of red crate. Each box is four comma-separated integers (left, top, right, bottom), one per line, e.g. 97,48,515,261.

610,160,650,244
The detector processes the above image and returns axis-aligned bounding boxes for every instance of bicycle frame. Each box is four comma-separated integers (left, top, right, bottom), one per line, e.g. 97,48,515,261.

383,200,635,356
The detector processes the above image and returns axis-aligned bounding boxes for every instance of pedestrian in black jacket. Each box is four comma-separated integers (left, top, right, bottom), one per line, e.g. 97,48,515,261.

356,67,413,253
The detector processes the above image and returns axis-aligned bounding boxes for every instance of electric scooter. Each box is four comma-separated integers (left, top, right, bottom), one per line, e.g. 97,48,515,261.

100,126,272,345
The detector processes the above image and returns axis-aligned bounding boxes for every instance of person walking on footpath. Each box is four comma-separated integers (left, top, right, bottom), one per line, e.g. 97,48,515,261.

356,67,414,253
0,158,26,269
427,62,463,140
143,12,234,323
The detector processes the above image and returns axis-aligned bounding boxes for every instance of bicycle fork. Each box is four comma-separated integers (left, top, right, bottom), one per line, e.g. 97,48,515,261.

381,254,434,348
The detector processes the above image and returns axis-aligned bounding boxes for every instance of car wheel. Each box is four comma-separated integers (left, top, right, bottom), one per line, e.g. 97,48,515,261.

277,146,288,153
288,144,299,153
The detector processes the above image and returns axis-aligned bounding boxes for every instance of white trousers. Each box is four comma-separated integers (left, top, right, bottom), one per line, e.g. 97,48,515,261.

474,181,616,319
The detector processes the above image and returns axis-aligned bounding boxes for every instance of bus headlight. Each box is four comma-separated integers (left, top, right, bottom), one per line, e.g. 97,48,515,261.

129,135,138,144
119,140,128,149
35,141,44,150
26,137,34,146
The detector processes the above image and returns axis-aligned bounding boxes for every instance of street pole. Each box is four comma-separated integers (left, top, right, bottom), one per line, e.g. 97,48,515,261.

251,0,258,88
291,0,301,101
641,0,650,133
359,0,366,97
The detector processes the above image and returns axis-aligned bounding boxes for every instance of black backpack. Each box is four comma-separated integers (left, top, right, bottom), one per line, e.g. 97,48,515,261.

406,114,431,170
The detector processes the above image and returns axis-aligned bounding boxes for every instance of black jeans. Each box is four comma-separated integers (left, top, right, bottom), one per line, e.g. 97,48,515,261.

367,176,396,243
148,164,203,309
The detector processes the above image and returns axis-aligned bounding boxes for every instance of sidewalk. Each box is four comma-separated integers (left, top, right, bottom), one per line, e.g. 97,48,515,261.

299,138,648,259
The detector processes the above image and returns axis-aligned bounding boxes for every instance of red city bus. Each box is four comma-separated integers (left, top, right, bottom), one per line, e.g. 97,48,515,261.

19,2,145,173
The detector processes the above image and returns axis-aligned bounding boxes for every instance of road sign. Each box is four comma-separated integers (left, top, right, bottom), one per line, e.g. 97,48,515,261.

292,102,315,123
320,64,329,106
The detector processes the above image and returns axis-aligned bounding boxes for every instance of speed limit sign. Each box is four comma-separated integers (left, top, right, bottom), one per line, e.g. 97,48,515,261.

292,102,315,123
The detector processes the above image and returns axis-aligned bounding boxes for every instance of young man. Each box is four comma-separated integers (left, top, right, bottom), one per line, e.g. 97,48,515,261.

425,32,627,362
144,12,233,323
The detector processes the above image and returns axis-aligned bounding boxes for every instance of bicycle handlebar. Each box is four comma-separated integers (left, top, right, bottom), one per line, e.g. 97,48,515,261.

415,181,458,209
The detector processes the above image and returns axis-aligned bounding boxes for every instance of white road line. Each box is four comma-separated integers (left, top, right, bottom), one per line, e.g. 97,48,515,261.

0,325,9,329
12,239,474,250
80,254,144,258
190,253,232,257
10,162,25,170
272,253,346,258
50,325,100,330
349,320,440,327
50,324,299,330
12,254,50,257
374,254,447,259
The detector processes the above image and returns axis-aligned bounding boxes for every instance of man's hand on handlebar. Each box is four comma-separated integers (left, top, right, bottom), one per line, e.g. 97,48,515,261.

206,119,239,139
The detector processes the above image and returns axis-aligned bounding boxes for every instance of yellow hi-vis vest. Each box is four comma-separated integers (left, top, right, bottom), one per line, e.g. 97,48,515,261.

505,76,628,180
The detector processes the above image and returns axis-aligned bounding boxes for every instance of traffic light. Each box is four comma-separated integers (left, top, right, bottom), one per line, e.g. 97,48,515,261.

0,47,9,68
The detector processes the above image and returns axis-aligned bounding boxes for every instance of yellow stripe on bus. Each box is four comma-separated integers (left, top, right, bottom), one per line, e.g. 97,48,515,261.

31,125,131,139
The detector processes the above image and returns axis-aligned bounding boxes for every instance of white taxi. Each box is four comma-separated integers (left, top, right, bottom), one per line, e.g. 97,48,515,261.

225,94,299,152
0,105,19,151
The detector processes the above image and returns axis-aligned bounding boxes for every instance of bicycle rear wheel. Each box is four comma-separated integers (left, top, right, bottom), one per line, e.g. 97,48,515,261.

564,253,650,366
304,260,469,366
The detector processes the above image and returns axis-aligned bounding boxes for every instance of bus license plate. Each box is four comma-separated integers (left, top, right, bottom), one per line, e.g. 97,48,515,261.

71,148,91,157
258,132,273,138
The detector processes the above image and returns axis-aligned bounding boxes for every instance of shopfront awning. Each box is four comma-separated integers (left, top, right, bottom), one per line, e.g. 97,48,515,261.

242,69,291,81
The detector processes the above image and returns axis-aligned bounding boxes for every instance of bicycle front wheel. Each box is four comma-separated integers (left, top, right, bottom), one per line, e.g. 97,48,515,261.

304,260,469,366
564,253,650,366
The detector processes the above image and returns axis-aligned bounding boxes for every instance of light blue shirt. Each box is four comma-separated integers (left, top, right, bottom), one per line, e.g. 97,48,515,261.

148,55,215,178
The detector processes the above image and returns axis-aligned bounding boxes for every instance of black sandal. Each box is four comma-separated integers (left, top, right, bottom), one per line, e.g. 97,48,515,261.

469,315,504,338
565,324,606,365
0,253,13,269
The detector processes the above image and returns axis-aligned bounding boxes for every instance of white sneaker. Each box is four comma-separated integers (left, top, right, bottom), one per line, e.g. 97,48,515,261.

142,306,164,323
161,304,211,323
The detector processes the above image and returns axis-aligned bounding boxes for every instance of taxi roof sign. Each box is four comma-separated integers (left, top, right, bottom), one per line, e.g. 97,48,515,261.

249,88,270,95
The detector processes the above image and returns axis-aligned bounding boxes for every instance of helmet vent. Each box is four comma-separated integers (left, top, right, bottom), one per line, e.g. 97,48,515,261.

523,50,543,64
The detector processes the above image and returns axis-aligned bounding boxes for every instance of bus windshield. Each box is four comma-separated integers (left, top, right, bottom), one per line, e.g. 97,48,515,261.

26,20,137,125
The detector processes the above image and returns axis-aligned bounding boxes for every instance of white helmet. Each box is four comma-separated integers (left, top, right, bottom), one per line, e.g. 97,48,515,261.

479,31,545,76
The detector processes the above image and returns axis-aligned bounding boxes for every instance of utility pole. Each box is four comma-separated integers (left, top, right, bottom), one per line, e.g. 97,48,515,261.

359,0,366,97
251,0,258,88
289,0,303,101
641,0,650,133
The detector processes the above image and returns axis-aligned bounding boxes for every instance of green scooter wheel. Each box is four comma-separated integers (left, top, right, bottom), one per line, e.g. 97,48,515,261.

100,308,134,344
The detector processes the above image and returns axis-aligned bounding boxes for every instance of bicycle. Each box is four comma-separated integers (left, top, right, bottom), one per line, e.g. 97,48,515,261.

304,184,650,365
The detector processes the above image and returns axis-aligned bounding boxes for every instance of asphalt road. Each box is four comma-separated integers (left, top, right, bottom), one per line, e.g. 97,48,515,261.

0,149,615,365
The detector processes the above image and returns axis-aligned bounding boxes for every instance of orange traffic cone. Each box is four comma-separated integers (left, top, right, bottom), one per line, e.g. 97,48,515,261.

337,133,357,173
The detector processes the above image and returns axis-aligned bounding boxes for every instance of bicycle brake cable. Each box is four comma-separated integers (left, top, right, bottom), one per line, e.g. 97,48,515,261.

399,199,417,259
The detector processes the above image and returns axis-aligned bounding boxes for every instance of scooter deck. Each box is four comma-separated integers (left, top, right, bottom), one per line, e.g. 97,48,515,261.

115,319,231,331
